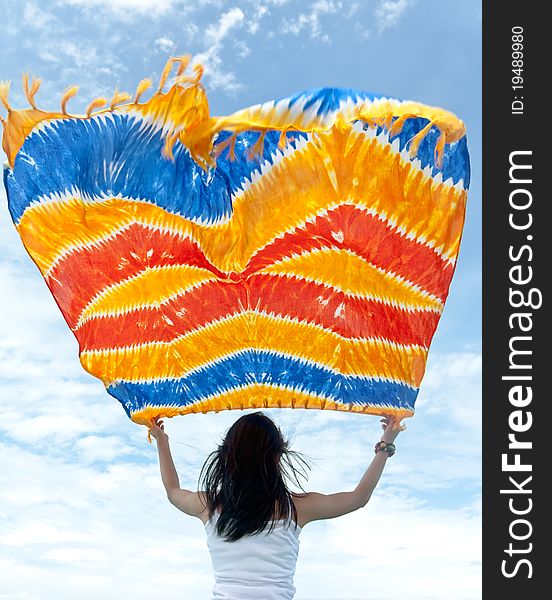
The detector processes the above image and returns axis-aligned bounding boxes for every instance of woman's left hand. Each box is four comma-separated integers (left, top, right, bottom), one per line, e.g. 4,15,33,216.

380,415,405,444
149,417,169,443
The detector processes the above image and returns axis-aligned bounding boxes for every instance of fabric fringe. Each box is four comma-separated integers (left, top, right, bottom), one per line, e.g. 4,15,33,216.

213,132,237,159
176,54,192,76
388,113,415,137
1,53,465,172
110,87,132,111
22,73,42,110
278,127,291,149
134,78,152,104
157,54,193,93
247,130,266,160
60,85,79,115
0,80,11,112
134,399,415,440
227,133,237,161
86,97,108,118
434,131,446,168
407,122,434,160
157,57,176,93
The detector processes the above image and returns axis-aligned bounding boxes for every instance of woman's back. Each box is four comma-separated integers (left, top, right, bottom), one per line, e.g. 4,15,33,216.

205,508,301,600
150,412,402,599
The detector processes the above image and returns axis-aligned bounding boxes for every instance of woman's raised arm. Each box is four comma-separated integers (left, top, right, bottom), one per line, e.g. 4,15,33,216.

293,416,403,527
150,418,207,519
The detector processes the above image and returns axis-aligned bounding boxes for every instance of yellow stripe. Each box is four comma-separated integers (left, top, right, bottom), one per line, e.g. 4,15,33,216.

17,128,465,275
130,387,415,428
217,98,466,145
16,198,233,275
259,247,442,311
80,312,427,387
16,197,174,274
78,264,219,326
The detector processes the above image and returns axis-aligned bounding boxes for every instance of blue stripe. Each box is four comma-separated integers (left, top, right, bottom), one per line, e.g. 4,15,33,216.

7,113,235,225
385,117,471,187
5,88,470,225
284,87,381,114
213,128,309,195
106,349,418,418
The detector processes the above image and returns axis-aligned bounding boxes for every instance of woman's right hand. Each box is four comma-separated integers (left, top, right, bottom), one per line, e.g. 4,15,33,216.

149,417,169,443
380,415,404,444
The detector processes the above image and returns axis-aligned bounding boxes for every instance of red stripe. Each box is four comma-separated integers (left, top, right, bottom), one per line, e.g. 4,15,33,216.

76,273,438,350
248,274,438,347
77,280,248,349
243,204,453,301
47,205,452,333
47,223,226,328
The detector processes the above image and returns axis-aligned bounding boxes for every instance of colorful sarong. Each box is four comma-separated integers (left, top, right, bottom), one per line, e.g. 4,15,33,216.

1,55,470,428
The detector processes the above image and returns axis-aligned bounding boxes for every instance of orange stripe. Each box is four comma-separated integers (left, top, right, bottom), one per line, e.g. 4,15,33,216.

78,264,219,326
129,388,415,427
80,312,427,387
75,274,439,349
244,203,455,301
17,130,465,276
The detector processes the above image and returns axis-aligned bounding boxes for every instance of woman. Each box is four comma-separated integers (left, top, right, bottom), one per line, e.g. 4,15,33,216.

149,411,402,600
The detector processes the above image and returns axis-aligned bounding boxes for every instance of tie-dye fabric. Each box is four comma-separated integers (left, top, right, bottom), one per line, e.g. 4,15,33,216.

1,56,470,429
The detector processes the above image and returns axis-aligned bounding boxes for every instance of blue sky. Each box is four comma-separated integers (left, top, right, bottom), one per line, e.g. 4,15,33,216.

0,1,481,599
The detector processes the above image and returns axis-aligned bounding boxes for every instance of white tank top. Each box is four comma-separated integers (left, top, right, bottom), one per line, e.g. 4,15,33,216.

205,509,301,600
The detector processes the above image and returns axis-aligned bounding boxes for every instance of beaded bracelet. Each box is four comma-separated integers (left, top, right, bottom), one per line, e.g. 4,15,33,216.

375,441,396,457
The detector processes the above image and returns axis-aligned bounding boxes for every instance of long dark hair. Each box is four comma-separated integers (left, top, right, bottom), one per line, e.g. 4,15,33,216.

198,411,310,542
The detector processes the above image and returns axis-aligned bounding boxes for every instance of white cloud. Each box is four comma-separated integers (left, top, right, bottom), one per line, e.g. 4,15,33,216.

30,38,118,73
206,6,245,41
193,7,246,93
60,0,178,18
418,351,482,427
345,1,360,18
375,0,414,33
154,36,177,53
0,409,481,599
296,495,481,599
75,434,136,462
280,0,343,43
234,39,252,58
154,28,199,56
0,250,481,598
353,20,371,40
22,2,55,29
17,23,125,105
247,4,270,34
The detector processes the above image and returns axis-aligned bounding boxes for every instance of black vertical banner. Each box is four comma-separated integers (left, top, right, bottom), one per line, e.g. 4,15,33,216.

483,2,545,598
